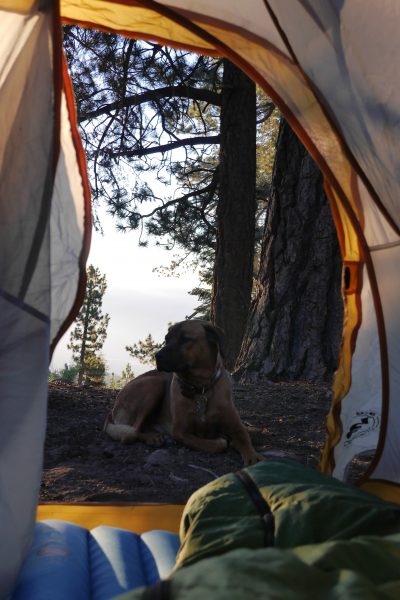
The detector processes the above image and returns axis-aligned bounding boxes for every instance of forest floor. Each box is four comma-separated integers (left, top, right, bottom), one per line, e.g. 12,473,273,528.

39,379,349,505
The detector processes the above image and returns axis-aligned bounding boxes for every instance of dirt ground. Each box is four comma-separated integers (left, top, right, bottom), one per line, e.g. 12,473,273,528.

40,379,338,504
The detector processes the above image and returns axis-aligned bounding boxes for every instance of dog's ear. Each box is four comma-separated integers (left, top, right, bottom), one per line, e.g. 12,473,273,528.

203,323,225,357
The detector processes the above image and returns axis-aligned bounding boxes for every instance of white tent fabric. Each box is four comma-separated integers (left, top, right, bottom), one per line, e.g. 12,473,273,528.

0,7,53,597
332,266,381,480
0,3,88,597
370,244,400,481
1,0,400,595
51,88,88,342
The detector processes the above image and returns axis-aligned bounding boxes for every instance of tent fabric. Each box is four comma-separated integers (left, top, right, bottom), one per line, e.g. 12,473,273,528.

50,81,89,343
2,0,400,595
11,520,179,600
0,3,89,597
0,7,54,598
329,264,382,480
0,299,49,599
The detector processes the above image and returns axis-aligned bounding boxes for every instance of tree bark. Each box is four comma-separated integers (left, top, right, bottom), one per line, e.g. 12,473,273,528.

211,59,256,370
78,301,90,386
235,119,343,383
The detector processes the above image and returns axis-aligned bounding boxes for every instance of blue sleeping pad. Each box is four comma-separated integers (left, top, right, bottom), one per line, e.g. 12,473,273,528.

11,520,180,600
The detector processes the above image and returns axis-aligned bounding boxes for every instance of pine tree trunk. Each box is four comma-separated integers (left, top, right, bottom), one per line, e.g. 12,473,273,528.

211,59,256,370
235,119,343,383
78,294,91,385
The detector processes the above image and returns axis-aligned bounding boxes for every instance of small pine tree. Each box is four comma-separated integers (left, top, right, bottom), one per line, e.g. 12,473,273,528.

48,369,60,382
60,363,80,383
109,372,118,389
85,354,107,386
68,265,110,385
119,363,135,386
188,262,213,321
126,334,163,366
48,363,80,383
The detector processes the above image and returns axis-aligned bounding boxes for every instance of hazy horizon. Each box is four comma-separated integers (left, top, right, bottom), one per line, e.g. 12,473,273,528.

51,208,199,379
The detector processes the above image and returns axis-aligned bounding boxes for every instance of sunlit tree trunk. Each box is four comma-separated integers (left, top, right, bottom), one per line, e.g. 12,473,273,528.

235,119,343,382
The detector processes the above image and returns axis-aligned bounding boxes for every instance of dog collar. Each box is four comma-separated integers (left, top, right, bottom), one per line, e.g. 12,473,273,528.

177,367,222,399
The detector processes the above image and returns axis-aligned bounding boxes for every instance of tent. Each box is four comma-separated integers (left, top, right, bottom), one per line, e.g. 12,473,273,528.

1,0,399,596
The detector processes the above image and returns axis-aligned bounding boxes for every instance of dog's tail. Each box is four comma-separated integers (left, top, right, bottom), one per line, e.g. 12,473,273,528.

104,414,140,444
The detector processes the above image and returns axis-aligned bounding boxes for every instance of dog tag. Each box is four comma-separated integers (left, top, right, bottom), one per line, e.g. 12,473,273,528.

195,395,208,419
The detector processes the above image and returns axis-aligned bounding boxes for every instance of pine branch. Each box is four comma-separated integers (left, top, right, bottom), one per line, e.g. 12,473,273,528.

79,86,221,122
108,135,221,159
138,179,218,219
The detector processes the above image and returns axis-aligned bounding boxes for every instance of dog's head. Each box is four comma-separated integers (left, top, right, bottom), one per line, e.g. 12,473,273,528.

155,320,224,374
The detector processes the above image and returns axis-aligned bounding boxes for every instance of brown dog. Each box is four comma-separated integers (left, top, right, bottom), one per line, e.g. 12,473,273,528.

104,320,263,465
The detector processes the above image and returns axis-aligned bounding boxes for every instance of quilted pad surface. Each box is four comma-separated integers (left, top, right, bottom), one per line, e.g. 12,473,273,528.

11,520,179,600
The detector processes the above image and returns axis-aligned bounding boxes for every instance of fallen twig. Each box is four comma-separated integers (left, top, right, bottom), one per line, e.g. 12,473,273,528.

169,473,188,483
188,463,219,479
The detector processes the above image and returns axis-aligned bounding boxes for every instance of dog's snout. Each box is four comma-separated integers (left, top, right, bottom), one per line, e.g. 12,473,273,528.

155,343,188,373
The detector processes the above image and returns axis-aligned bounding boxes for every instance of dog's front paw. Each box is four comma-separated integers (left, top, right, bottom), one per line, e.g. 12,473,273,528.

214,437,229,453
242,452,266,466
147,432,164,447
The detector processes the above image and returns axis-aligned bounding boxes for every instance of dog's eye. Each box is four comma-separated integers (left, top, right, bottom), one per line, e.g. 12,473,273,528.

181,335,193,344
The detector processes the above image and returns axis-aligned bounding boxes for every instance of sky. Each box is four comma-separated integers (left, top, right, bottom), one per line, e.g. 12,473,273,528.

50,208,200,378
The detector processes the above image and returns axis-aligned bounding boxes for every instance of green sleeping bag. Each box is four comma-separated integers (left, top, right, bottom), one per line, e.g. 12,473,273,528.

117,460,400,599
176,459,400,568
122,538,400,599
